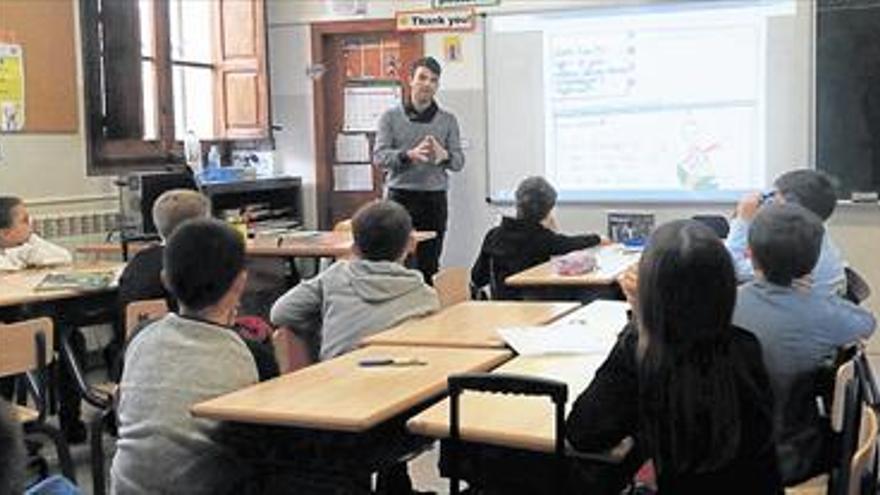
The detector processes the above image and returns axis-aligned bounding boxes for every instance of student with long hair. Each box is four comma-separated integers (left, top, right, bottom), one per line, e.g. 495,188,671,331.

567,220,782,494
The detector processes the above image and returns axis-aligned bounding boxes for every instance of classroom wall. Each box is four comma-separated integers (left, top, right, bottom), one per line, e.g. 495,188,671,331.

5,0,880,332
0,0,116,216
266,0,880,328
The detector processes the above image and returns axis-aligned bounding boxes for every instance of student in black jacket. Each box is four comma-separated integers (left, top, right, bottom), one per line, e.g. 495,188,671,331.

470,176,601,299
567,220,782,494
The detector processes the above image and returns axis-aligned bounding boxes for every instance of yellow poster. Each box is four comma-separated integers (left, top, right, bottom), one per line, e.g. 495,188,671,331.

444,35,462,62
0,43,25,131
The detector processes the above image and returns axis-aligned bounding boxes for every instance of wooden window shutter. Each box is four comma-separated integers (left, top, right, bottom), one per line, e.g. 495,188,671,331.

101,0,143,139
213,0,269,140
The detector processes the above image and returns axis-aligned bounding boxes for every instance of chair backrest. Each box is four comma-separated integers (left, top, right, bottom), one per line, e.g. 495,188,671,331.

0,317,54,378
848,406,878,495
272,329,293,375
447,372,568,495
124,298,169,340
691,214,730,239
432,267,470,308
333,218,352,232
828,352,867,495
832,360,858,433
845,267,871,305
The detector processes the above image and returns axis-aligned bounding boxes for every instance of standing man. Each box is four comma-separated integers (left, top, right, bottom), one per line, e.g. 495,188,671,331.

374,56,465,283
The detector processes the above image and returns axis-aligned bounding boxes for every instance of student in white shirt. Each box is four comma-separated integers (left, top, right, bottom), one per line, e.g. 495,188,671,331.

0,196,85,442
0,196,72,271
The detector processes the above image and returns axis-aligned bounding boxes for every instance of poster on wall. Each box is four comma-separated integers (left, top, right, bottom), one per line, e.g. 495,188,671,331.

396,8,476,32
0,43,25,132
444,35,463,62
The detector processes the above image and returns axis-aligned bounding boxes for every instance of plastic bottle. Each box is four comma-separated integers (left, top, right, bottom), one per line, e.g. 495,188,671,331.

203,145,221,182
184,130,202,175
207,145,221,170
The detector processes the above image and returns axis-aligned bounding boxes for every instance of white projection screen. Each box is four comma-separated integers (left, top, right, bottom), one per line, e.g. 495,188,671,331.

485,0,812,202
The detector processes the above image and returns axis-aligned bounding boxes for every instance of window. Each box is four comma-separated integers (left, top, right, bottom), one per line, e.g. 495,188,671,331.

80,0,269,172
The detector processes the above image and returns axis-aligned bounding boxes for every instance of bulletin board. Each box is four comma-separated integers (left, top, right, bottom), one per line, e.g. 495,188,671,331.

0,0,78,133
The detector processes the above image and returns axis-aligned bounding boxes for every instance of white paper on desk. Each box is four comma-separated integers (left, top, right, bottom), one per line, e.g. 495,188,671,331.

335,133,371,163
594,246,640,279
333,164,373,192
497,324,618,357
551,300,630,334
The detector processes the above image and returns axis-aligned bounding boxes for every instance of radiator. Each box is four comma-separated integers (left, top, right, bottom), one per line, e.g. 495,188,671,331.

32,210,120,241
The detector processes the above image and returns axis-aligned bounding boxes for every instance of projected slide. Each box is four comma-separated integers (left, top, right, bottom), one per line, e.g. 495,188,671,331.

545,18,765,195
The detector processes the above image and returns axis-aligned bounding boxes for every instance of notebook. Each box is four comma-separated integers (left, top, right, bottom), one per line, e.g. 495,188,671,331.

35,271,116,292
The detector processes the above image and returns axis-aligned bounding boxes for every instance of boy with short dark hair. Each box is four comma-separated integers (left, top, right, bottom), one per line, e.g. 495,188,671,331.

470,176,602,299
271,200,439,363
0,196,72,271
732,203,875,485
112,219,267,494
726,169,847,295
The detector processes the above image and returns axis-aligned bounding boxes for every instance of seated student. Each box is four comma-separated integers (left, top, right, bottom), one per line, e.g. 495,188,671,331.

117,188,210,312
0,195,72,271
0,196,85,442
112,219,274,494
567,220,781,494
271,200,439,363
731,203,875,485
470,176,601,299
726,169,846,295
0,399,25,495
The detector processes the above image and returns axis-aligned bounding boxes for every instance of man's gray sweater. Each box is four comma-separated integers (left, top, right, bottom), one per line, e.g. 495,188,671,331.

373,104,465,191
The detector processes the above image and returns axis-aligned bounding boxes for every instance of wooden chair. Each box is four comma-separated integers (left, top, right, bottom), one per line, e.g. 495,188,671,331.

845,267,871,305
271,328,313,374
333,218,353,232
849,407,878,495
0,318,76,483
447,373,569,495
786,350,875,495
75,298,169,495
432,267,470,308
691,214,730,239
124,298,169,339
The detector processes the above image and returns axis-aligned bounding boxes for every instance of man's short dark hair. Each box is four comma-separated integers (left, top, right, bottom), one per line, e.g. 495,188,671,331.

352,200,413,262
515,176,557,223
0,400,25,494
0,196,23,230
774,169,837,221
749,203,824,286
411,56,442,77
163,218,245,311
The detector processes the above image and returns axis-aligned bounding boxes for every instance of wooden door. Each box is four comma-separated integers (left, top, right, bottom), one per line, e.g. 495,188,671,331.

312,21,423,229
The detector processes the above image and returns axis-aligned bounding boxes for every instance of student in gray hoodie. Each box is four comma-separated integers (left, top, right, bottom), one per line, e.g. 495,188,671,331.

271,200,440,364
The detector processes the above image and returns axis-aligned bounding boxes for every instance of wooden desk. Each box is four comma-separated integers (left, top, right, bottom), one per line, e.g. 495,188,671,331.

0,262,124,308
360,301,580,349
407,354,606,453
505,246,640,288
247,230,435,259
77,230,436,260
192,345,511,432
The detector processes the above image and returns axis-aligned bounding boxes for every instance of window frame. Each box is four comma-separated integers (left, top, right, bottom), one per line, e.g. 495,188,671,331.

80,0,272,175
